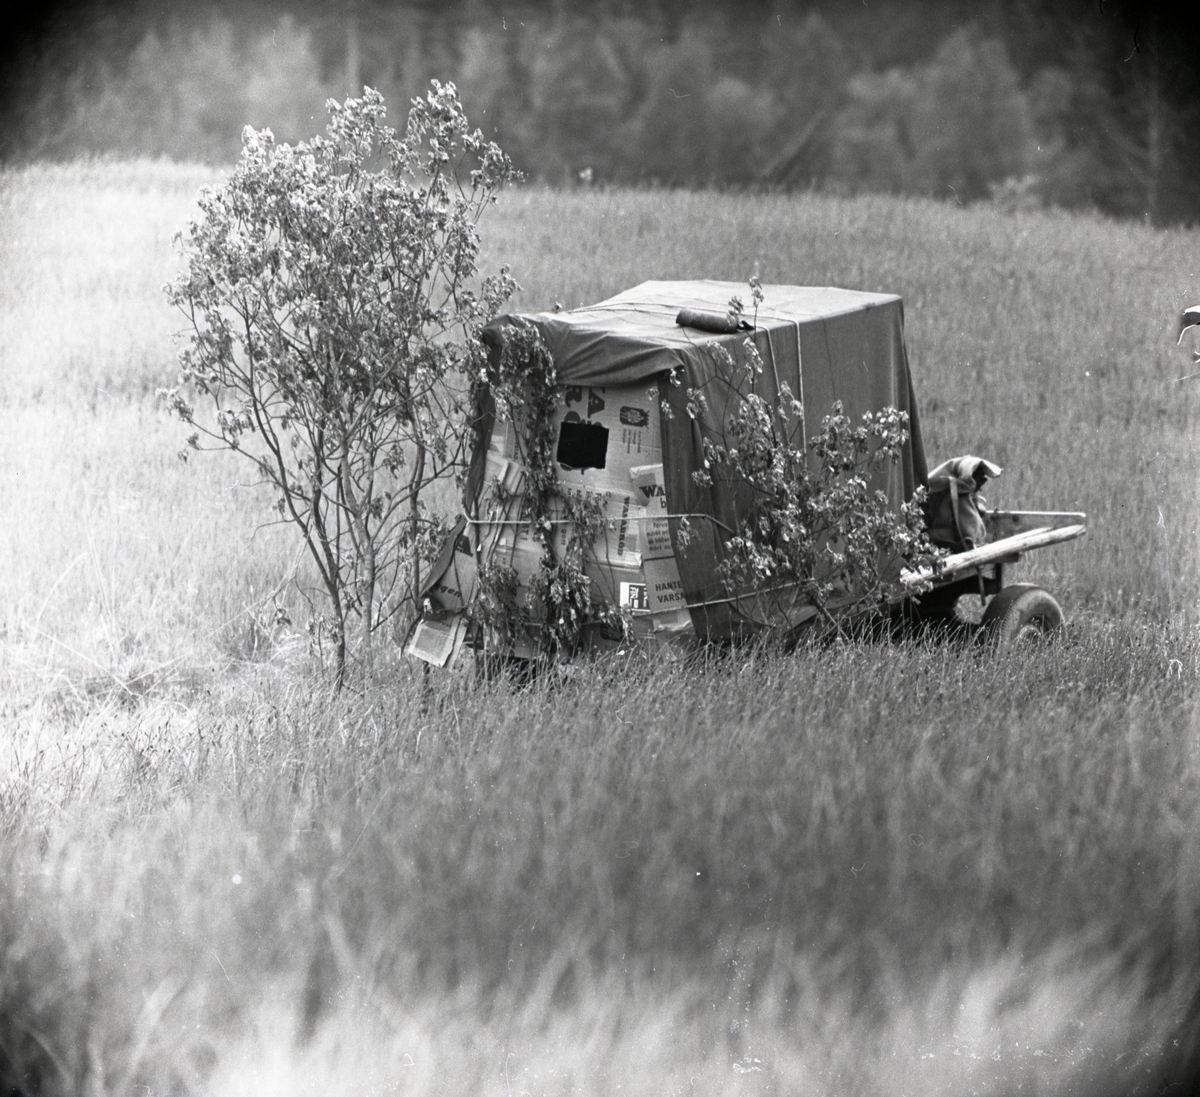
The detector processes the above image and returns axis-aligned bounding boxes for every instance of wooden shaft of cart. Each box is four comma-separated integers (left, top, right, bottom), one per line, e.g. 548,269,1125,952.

901,521,1087,588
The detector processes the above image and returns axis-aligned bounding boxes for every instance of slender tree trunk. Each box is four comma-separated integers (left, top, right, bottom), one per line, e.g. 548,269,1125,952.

306,464,350,692
360,538,376,665
409,441,426,621
327,577,347,693
333,629,347,693
338,440,375,668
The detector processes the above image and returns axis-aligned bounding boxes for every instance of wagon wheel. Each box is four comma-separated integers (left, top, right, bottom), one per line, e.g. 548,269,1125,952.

979,584,1064,645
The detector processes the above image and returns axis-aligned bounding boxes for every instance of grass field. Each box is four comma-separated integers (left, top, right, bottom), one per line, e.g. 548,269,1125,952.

2,160,1200,1096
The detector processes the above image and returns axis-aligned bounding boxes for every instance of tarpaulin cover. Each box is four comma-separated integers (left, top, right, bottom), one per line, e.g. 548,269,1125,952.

475,280,927,642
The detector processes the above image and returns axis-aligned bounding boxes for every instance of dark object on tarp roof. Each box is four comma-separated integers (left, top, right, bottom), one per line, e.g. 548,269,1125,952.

675,308,751,334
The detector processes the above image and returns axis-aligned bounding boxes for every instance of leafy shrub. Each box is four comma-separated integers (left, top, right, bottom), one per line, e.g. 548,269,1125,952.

163,84,518,687
696,285,940,636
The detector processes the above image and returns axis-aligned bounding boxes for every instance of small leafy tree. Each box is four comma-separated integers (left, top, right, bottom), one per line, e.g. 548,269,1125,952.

162,83,518,687
693,285,940,637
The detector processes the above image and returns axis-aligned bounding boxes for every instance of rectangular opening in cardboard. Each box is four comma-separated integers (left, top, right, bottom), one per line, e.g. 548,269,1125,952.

556,420,609,470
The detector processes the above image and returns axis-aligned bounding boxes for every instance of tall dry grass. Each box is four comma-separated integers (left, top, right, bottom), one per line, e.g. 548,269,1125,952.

2,161,1200,1095
4,644,1198,1094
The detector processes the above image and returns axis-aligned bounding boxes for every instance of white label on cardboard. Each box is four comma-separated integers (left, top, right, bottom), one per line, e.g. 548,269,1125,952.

619,425,645,458
619,582,650,612
644,555,688,613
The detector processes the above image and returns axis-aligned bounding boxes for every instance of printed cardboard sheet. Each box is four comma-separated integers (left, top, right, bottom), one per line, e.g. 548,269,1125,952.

406,616,468,667
630,463,672,561
425,534,478,614
643,555,692,633
589,492,645,570
550,384,663,498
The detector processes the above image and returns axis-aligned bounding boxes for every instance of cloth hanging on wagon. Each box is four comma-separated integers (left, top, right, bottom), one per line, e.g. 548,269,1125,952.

471,280,927,643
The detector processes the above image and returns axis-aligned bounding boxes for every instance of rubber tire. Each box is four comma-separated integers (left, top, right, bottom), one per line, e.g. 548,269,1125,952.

980,584,1064,645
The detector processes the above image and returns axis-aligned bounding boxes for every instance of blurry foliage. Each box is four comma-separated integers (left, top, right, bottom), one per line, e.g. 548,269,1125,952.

13,15,336,162
835,29,1035,202
3,0,1199,221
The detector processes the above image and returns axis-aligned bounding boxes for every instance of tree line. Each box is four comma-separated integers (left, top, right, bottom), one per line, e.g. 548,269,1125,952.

3,0,1197,222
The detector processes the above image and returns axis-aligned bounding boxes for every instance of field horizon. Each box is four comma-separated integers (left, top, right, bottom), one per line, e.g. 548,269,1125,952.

2,160,1200,1096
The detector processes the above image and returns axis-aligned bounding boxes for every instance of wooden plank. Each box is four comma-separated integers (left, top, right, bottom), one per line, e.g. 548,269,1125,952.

986,509,1088,538
901,524,1088,587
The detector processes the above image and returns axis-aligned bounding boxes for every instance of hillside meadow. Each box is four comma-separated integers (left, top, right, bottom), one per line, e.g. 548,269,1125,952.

1,159,1200,1095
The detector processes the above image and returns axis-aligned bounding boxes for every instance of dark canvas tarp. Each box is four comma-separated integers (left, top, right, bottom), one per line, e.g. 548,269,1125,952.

476,280,927,642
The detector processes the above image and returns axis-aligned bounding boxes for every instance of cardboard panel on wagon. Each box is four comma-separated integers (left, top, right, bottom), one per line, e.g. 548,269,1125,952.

486,398,650,566
588,491,645,570
643,557,689,623
417,315,690,662
629,463,692,634
550,383,662,499
474,450,529,557
487,383,664,492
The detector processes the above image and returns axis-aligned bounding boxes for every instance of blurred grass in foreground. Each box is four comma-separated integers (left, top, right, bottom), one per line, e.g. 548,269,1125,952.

2,161,1200,1094
3,644,1199,1094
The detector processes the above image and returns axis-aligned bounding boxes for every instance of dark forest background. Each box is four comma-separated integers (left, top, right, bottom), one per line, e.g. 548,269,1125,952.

3,0,1199,223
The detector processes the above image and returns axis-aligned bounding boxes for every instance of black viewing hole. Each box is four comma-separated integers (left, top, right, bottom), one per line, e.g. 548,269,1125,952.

556,420,609,470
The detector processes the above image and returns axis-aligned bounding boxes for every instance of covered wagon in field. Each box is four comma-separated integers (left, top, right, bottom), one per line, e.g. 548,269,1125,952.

407,280,1085,667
